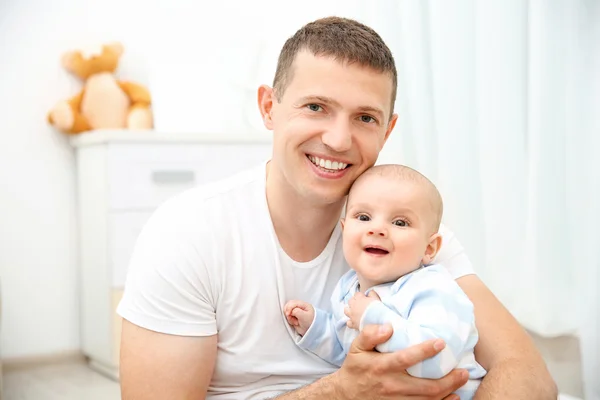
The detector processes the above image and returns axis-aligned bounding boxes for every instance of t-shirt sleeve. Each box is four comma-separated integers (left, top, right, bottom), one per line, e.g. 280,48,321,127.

434,224,476,280
116,195,218,337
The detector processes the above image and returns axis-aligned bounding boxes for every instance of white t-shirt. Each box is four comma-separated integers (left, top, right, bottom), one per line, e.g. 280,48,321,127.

117,161,476,399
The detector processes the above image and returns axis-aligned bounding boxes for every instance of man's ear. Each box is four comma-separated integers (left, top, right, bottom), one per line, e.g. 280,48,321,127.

383,113,398,145
422,233,442,265
257,84,275,130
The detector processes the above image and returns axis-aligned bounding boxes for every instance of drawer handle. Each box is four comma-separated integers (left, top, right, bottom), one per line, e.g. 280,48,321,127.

151,170,196,184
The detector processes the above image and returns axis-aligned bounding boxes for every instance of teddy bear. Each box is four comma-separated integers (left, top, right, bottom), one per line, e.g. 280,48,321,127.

47,42,154,135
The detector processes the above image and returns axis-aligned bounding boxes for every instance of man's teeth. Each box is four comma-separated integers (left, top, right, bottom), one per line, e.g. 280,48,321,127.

308,155,348,170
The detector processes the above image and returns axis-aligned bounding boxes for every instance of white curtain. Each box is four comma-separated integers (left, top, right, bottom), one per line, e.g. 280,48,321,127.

143,0,599,397
372,1,599,398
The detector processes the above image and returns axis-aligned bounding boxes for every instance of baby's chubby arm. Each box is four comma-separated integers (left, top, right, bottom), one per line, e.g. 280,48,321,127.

284,300,346,367
359,270,479,379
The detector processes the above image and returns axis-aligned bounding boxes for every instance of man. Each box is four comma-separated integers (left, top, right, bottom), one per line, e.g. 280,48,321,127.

118,16,557,399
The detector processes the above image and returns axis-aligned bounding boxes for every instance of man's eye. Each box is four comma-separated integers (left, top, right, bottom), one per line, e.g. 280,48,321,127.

358,214,370,221
307,104,322,112
360,115,375,123
394,220,407,227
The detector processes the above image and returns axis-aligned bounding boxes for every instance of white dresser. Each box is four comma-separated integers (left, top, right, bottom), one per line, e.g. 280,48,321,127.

71,129,272,380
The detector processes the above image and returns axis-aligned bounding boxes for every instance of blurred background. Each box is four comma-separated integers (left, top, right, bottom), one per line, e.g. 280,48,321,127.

0,0,598,399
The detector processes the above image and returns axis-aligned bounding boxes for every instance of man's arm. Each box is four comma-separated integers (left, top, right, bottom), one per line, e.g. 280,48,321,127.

457,275,558,399
120,319,217,400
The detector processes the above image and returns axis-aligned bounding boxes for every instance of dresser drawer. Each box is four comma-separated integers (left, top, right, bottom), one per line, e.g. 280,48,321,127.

74,131,273,378
106,142,271,211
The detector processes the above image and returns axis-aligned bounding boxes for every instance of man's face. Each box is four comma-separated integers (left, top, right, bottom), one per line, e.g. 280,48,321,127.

259,50,398,205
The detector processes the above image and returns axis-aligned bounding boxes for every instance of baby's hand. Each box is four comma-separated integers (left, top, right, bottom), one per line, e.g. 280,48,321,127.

284,300,315,336
345,290,381,330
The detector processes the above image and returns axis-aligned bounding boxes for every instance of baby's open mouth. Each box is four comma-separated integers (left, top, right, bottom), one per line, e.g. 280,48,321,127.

364,246,389,255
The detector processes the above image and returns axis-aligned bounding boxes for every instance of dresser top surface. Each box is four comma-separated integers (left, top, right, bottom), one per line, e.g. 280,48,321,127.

69,129,273,147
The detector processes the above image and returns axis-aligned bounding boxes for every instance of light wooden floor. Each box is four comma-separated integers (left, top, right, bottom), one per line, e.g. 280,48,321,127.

3,362,120,400
2,333,585,400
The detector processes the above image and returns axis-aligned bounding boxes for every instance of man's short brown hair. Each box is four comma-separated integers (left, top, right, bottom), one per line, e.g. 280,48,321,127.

272,16,398,113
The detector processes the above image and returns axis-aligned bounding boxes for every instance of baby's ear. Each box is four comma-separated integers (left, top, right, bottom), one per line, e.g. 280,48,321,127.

340,218,345,230
422,233,442,265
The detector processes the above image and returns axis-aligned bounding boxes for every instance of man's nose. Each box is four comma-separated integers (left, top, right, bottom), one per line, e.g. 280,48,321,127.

321,119,352,152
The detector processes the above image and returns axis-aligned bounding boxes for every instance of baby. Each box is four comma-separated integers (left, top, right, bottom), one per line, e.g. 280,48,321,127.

284,164,487,399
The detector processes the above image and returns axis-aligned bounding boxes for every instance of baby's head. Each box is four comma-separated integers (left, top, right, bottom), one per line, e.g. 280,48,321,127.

341,164,443,290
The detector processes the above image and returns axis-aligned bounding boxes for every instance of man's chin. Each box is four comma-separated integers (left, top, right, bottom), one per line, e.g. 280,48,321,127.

302,186,349,207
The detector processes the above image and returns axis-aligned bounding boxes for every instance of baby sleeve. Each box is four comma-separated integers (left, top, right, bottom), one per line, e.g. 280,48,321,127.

360,267,480,379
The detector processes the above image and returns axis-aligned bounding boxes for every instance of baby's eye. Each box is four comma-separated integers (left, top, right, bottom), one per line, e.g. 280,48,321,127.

357,214,370,222
393,219,408,227
307,104,322,112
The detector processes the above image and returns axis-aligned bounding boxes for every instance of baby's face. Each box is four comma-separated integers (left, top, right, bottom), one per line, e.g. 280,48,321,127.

342,174,437,289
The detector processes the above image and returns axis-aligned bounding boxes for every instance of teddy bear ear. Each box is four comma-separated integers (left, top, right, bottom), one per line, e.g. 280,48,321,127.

104,42,124,57
61,51,80,70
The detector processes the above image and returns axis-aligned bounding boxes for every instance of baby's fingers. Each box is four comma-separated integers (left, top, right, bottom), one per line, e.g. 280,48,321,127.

291,307,309,319
285,300,303,314
283,302,294,315
344,306,351,318
285,313,298,325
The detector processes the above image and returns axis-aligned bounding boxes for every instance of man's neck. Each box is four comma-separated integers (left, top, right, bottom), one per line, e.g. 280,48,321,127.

265,163,345,263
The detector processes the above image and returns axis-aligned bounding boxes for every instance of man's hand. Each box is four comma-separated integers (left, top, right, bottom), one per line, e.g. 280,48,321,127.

345,290,380,329
284,300,315,336
332,324,469,400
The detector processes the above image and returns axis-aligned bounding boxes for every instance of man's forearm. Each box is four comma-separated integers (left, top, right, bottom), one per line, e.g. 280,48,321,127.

273,373,340,399
474,358,557,400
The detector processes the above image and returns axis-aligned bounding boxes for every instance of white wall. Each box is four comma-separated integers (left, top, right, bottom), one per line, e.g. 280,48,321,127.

0,0,397,359
0,0,147,359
